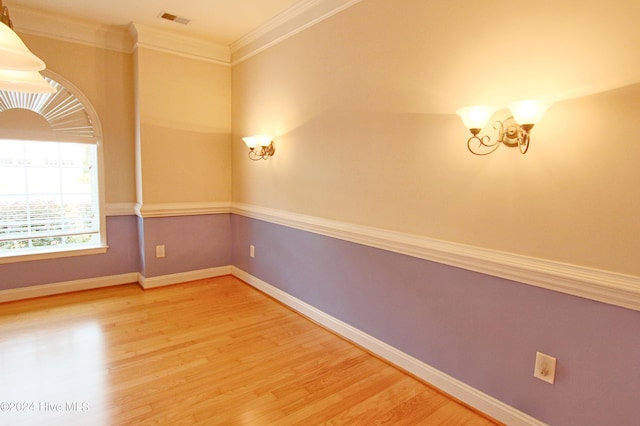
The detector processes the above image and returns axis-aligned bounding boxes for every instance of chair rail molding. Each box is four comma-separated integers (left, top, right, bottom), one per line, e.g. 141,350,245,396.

135,202,232,218
231,202,640,311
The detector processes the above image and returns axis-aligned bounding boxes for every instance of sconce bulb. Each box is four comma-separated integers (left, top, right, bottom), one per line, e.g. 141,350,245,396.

456,105,496,130
507,100,551,125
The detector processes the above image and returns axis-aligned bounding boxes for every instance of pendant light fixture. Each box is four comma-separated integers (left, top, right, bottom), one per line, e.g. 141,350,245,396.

0,69,56,93
0,0,54,93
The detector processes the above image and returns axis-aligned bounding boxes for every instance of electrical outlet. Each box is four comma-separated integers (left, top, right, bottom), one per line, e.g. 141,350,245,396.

250,245,255,258
534,352,557,384
156,245,165,258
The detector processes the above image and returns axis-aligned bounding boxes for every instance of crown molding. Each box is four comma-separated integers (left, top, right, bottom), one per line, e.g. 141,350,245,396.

9,1,359,63
129,23,230,65
9,4,131,53
231,203,640,311
230,0,362,64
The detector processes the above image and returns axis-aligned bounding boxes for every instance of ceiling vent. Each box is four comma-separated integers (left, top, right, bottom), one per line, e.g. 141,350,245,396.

159,11,191,25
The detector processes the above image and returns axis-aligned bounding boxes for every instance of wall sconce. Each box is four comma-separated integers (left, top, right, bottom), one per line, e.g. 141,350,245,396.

456,100,551,155
242,135,275,161
0,0,54,93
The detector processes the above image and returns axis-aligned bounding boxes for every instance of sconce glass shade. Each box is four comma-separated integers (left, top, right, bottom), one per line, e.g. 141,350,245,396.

507,100,551,125
456,105,496,130
242,135,272,148
0,22,46,71
0,70,55,93
242,136,258,149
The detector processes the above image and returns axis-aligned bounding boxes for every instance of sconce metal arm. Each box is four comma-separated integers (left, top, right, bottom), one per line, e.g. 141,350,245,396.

466,127,500,155
248,141,276,161
1,0,13,28
467,117,533,155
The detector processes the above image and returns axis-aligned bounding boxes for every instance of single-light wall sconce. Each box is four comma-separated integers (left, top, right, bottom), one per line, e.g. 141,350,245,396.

242,135,275,161
0,0,55,93
456,100,551,155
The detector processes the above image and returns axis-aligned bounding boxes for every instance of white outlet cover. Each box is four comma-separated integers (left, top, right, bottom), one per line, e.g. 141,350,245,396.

534,352,557,384
156,245,165,258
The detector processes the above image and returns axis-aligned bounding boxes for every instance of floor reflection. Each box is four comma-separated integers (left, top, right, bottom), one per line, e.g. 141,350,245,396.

0,320,108,426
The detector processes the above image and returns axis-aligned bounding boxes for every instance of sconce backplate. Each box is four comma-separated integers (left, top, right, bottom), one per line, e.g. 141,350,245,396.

496,117,521,148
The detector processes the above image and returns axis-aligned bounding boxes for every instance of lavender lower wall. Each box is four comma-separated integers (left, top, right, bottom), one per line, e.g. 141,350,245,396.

231,215,640,426
0,216,140,290
3,212,637,424
0,213,233,290
138,214,232,278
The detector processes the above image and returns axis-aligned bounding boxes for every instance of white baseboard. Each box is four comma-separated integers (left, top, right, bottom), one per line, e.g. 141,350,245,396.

139,266,232,289
0,273,139,303
2,266,545,424
0,267,233,302
231,266,546,426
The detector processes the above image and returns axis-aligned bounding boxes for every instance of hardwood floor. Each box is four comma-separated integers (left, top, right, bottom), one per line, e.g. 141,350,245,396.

0,276,499,425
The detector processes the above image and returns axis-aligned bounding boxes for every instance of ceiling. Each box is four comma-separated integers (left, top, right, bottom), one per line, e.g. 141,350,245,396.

6,0,307,45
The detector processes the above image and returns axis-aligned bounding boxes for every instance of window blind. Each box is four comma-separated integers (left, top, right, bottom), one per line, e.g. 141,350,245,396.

0,139,99,251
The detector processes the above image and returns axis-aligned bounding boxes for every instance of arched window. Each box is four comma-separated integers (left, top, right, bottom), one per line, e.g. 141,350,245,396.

0,71,106,262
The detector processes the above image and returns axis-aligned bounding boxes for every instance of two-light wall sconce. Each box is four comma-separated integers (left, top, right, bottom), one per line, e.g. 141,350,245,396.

456,100,551,155
242,135,275,161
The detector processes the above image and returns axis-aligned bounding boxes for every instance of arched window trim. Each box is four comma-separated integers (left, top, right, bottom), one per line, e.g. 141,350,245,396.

0,70,108,264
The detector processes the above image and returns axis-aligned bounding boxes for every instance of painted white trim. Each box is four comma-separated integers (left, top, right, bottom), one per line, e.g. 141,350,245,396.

11,0,359,65
129,23,230,65
232,267,546,426
231,203,640,311
135,202,231,218
139,266,232,289
0,245,109,265
10,5,131,53
105,203,137,217
0,273,138,303
0,267,232,303
230,0,362,64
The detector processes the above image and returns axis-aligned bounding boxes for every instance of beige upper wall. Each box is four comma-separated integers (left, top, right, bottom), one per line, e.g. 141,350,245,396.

18,33,136,205
231,0,640,275
136,48,231,205
11,30,233,208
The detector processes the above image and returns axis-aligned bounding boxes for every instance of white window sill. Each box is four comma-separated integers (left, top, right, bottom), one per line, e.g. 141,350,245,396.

0,245,109,264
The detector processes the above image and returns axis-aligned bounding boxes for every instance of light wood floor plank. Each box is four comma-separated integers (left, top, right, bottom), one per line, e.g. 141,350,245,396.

0,276,500,425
